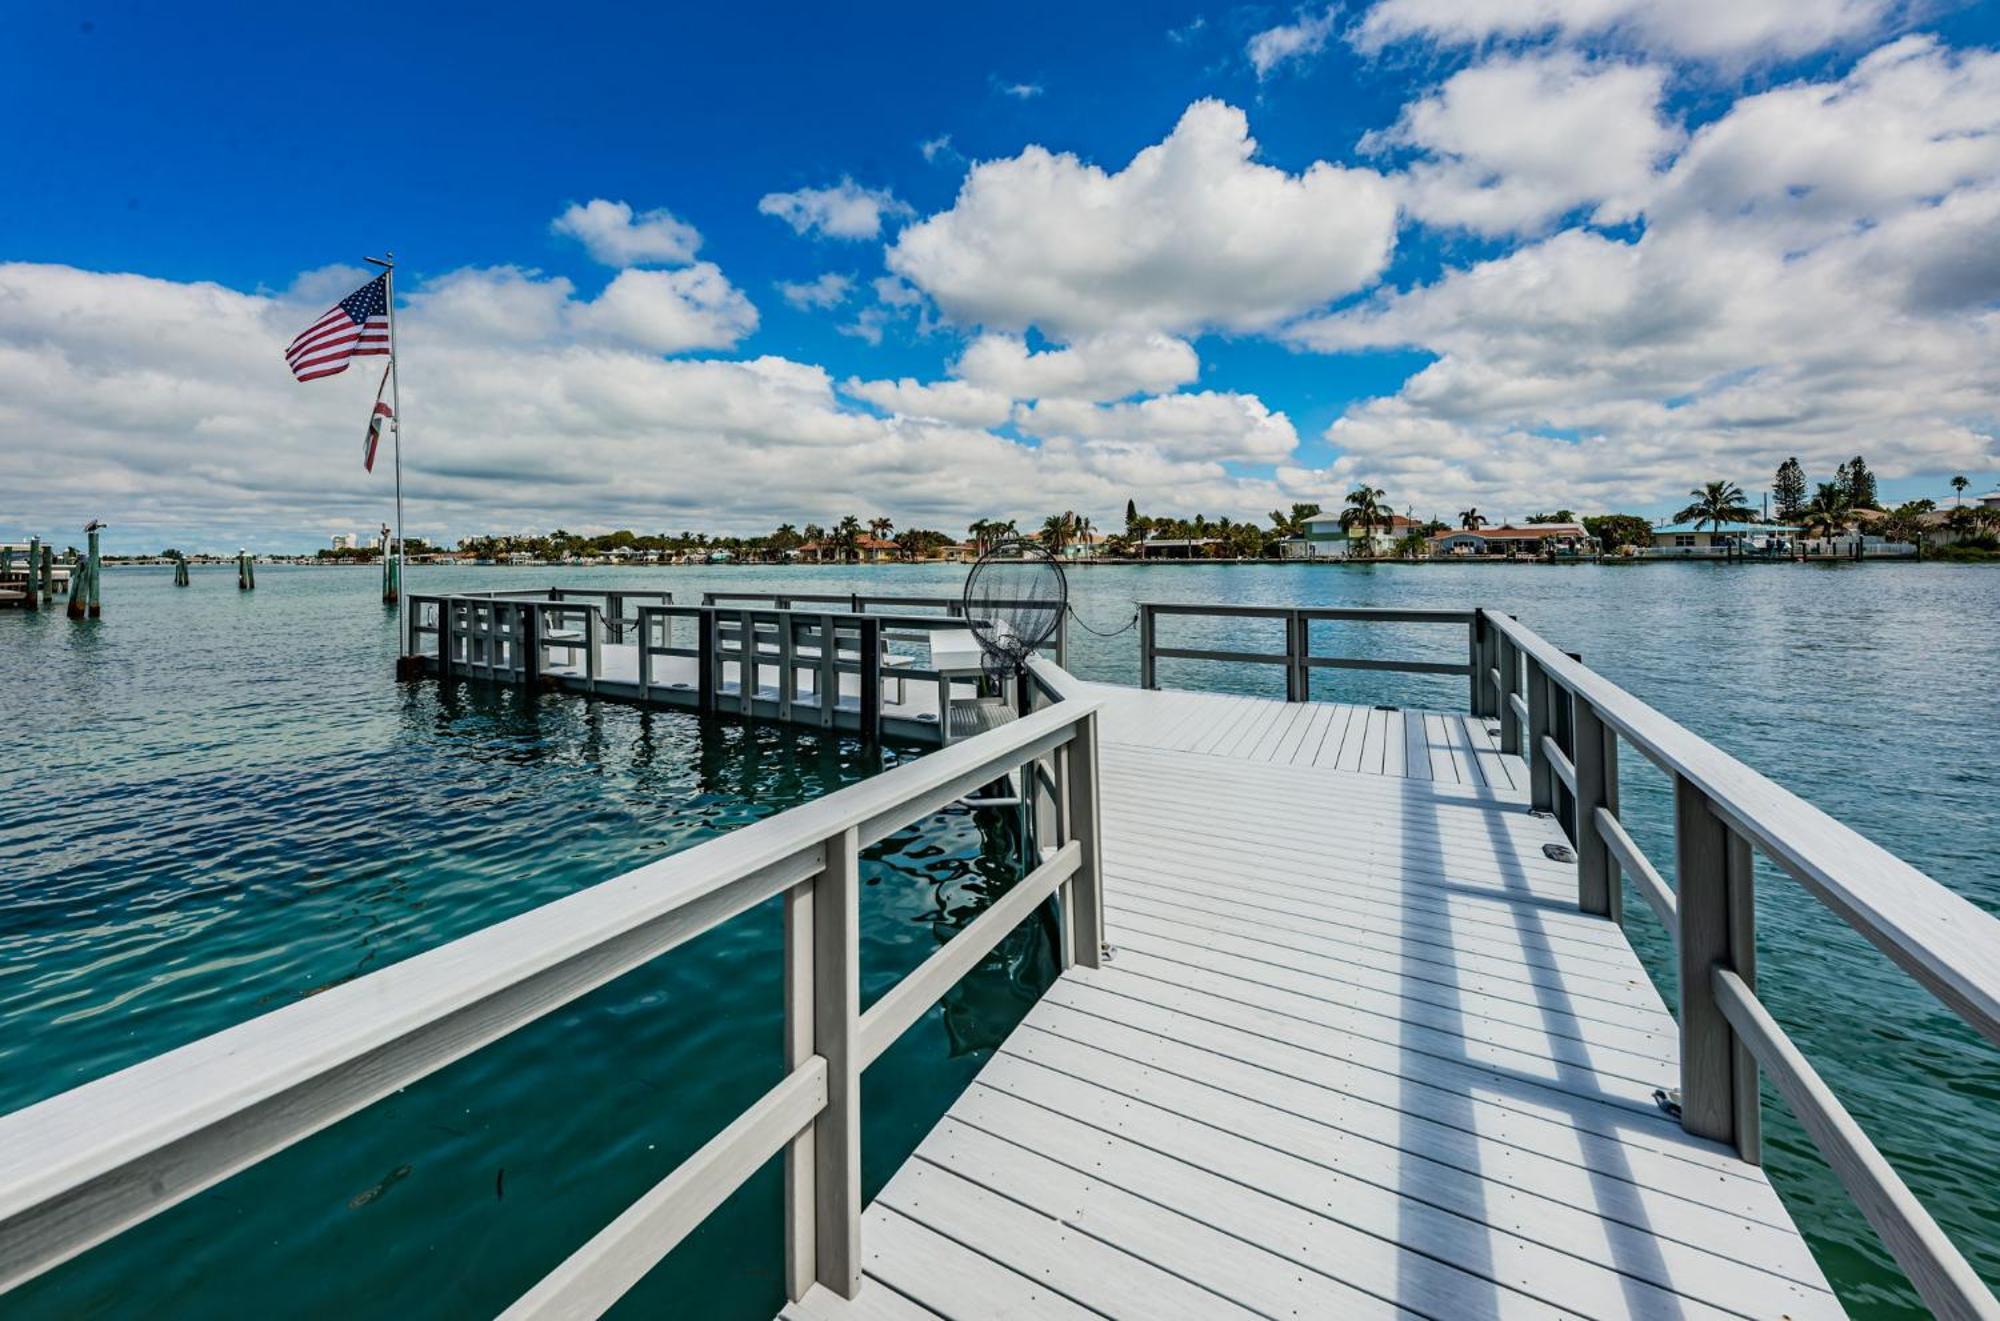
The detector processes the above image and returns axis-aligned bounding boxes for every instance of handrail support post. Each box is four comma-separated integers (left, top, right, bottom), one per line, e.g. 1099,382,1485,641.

1526,657,1555,813
1676,777,1757,1160
811,828,862,1296
1065,715,1105,969
1573,697,1619,920
1138,606,1157,690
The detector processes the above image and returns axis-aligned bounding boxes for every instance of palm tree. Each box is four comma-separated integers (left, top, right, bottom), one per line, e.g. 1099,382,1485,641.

1952,475,1970,507
833,515,863,563
1341,485,1388,558
1039,511,1074,554
1672,480,1757,533
1458,508,1487,531
1801,482,1851,543
868,516,894,542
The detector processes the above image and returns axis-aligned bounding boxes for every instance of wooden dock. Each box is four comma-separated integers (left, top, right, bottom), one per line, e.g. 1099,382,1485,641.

4,596,1996,1320
786,680,1842,1320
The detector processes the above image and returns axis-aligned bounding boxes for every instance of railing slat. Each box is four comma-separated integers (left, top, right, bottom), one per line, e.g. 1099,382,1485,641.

1713,970,2000,1321
1595,806,1676,929
1540,733,1577,796
501,1058,827,1321
856,842,1080,1068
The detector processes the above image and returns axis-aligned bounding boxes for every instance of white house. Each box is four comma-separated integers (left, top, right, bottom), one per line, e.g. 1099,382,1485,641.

1298,512,1418,559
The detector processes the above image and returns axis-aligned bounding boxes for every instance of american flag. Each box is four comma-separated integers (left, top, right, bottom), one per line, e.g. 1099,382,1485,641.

286,274,391,381
364,364,394,471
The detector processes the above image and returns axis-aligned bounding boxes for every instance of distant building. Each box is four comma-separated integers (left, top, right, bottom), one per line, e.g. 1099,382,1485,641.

331,533,357,551
1430,522,1593,557
1136,536,1218,558
1639,522,1797,557
853,535,899,563
1976,489,2000,510
1299,512,1419,559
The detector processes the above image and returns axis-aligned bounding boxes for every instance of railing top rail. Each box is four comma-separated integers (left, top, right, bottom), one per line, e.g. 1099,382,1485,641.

0,691,1096,1285
1483,608,2000,1048
1143,602,1477,623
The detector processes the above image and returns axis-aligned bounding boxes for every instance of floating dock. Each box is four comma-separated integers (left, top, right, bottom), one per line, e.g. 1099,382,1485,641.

2,594,1995,1319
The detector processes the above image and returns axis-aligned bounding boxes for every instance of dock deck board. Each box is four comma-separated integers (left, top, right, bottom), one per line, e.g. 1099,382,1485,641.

795,682,1841,1320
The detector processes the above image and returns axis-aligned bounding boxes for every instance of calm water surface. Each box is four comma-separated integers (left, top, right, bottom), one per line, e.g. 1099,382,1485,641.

4,560,1996,1317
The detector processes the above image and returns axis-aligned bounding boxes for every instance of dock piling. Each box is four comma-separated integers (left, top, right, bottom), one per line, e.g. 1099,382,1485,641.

67,524,103,619
22,540,37,613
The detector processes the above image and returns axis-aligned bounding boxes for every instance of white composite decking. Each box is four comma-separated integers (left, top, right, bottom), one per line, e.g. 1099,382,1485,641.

786,684,1841,1321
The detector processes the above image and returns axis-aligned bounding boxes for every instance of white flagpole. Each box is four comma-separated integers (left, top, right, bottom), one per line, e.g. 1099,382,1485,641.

369,252,406,604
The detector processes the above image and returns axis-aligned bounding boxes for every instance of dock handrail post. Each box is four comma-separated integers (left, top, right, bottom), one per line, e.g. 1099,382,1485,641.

1138,606,1157,690
1054,609,1069,670
636,607,653,700
1526,657,1555,813
859,616,882,741
1497,632,1521,753
812,827,862,1296
585,609,602,694
1284,610,1306,702
697,610,717,715
1467,614,1484,714
782,873,817,1301
1674,776,1758,1158
1065,712,1105,969
1572,695,1615,917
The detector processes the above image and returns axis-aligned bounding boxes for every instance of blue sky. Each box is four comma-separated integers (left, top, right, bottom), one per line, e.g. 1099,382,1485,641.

4,1,1999,550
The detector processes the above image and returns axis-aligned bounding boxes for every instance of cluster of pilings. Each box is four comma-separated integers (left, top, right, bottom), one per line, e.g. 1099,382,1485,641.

1,537,64,611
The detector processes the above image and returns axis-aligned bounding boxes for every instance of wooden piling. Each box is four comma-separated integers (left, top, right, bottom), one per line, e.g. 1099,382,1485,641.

22,539,38,613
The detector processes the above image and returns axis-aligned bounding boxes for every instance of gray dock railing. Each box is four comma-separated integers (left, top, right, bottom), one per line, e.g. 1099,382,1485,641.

0,659,1101,1314
1137,602,1479,706
1472,607,2000,1320
1139,599,2000,1319
405,588,1066,744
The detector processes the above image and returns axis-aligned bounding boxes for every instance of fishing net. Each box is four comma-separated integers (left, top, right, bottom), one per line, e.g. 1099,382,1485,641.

962,539,1068,684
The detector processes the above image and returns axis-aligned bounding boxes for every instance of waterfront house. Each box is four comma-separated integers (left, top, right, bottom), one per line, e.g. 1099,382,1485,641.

1430,522,1593,557
853,535,899,564
1137,535,1219,558
1299,511,1419,558
1640,521,1799,558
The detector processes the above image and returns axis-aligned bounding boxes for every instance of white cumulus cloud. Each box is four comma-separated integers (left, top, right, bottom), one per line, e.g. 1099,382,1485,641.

1248,7,1338,78
1288,36,2000,515
842,377,1014,427
551,199,703,267
953,332,1199,402
887,99,1397,339
0,261,1290,547
1366,51,1680,235
758,178,914,240
1353,0,1899,63
777,272,854,310
1017,391,1300,463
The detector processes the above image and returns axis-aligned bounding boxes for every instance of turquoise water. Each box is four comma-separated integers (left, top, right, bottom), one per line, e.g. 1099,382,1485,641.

4,561,1997,1316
